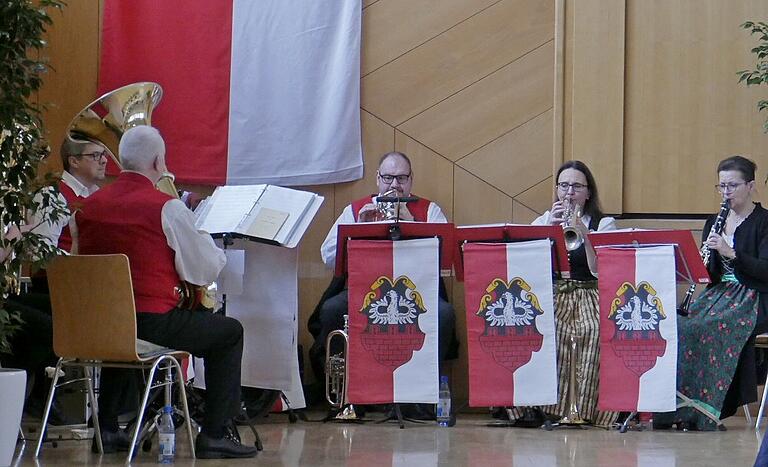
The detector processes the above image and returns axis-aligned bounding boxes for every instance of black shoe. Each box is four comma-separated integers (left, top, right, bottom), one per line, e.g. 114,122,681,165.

92,429,131,454
195,432,258,459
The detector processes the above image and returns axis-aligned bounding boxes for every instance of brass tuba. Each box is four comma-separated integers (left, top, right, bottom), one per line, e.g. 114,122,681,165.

65,82,213,310
64,82,178,196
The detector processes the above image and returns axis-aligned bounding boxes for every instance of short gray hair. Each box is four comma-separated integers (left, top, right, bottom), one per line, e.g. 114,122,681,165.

119,126,165,171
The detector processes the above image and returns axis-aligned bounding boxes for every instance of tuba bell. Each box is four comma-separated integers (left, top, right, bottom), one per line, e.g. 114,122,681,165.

64,82,178,196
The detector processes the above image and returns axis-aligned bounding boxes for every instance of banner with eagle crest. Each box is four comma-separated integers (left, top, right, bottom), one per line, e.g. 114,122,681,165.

597,245,677,412
463,240,557,407
346,237,439,404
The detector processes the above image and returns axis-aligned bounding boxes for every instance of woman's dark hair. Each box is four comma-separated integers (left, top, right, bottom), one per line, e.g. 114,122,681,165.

717,155,756,182
556,160,605,220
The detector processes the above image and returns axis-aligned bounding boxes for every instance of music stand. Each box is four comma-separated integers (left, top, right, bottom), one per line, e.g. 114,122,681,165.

454,224,570,281
588,229,710,285
588,229,712,433
333,222,454,428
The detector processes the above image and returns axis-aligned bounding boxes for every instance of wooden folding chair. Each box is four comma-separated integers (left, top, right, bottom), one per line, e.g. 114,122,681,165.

34,254,195,462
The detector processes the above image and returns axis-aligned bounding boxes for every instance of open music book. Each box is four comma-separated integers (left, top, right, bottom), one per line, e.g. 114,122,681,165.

194,184,324,248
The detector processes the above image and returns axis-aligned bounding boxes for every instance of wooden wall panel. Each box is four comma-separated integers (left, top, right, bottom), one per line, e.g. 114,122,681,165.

37,3,100,175
361,0,554,126
361,0,499,76
566,0,625,214
400,41,555,162
394,132,454,218
623,0,768,213
456,109,553,198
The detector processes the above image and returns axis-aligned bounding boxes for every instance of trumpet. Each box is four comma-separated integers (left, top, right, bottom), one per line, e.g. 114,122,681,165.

373,189,400,221
562,198,585,251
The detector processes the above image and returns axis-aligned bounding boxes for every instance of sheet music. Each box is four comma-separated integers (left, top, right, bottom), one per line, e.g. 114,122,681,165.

195,185,267,234
241,185,316,245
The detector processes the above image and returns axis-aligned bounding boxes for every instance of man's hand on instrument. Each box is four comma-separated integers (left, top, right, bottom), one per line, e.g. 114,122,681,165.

706,232,736,259
397,203,415,221
357,203,379,223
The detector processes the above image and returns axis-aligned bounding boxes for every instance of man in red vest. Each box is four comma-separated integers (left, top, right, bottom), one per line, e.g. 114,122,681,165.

73,126,257,459
309,151,458,397
30,138,106,255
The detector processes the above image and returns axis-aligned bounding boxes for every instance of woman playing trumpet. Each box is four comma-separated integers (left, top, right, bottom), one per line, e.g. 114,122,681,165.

531,160,618,427
656,155,768,430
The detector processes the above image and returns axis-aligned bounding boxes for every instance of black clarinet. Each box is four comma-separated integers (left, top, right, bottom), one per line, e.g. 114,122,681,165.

677,198,731,316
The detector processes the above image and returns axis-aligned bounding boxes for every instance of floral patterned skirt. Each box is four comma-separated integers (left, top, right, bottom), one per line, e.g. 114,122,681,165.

658,281,758,430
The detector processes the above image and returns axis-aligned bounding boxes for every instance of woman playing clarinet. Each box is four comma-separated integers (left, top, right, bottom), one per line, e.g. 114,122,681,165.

657,155,768,430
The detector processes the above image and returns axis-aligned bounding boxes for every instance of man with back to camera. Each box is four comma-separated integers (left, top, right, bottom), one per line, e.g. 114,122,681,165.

73,125,257,458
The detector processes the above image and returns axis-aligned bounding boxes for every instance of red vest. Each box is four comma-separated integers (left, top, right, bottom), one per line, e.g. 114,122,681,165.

77,172,180,314
57,180,87,252
351,194,431,222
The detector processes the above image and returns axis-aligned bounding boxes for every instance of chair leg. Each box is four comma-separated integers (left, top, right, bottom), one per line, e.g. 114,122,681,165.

127,361,163,464
169,357,196,459
34,358,64,458
744,404,753,425
756,380,768,429
84,366,104,455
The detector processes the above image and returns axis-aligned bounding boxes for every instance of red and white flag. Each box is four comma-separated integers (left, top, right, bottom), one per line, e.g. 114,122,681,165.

463,240,557,407
99,0,363,186
597,245,677,412
346,238,439,404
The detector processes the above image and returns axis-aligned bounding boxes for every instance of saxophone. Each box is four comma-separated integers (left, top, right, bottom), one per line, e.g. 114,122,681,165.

677,198,730,315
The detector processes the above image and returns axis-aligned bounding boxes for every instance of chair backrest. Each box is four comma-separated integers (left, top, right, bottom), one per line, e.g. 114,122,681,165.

47,254,140,361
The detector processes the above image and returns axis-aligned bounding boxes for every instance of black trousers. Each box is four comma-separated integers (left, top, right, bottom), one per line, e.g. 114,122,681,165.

1,294,56,401
98,308,244,438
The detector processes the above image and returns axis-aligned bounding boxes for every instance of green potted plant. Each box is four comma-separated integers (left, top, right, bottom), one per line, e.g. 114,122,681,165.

0,1,66,465
738,20,768,183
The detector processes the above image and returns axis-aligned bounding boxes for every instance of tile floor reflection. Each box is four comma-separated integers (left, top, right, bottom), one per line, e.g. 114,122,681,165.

14,413,765,466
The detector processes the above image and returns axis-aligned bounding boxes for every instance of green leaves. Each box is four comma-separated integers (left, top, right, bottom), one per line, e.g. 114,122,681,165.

0,0,65,354
739,20,768,150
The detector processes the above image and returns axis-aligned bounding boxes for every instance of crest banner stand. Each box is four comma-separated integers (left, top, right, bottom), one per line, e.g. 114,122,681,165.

334,222,454,428
457,225,564,428
590,230,709,433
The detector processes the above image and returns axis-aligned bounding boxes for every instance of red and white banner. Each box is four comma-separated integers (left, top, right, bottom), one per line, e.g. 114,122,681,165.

463,240,557,407
100,0,363,186
346,238,439,404
597,246,677,412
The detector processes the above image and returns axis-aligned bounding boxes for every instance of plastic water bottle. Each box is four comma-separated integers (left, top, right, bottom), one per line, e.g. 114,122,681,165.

638,412,653,431
157,406,176,463
436,376,451,427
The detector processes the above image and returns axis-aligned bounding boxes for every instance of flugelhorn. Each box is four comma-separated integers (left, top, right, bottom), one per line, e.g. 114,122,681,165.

325,315,359,419
562,198,585,251
678,198,730,315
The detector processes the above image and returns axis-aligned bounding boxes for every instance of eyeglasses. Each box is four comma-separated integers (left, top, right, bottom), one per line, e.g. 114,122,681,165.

556,182,588,192
379,173,411,184
715,182,747,193
77,151,107,162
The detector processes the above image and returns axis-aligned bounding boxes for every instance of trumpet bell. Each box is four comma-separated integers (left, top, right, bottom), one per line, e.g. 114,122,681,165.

563,227,584,251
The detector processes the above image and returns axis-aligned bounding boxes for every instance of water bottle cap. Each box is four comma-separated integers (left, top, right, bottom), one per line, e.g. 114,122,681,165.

163,406,173,414
440,375,448,384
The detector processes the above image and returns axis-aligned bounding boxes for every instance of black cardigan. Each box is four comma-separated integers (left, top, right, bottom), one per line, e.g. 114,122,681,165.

703,202,768,293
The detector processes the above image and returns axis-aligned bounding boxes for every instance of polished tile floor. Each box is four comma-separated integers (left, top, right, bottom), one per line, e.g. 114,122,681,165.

14,413,765,466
